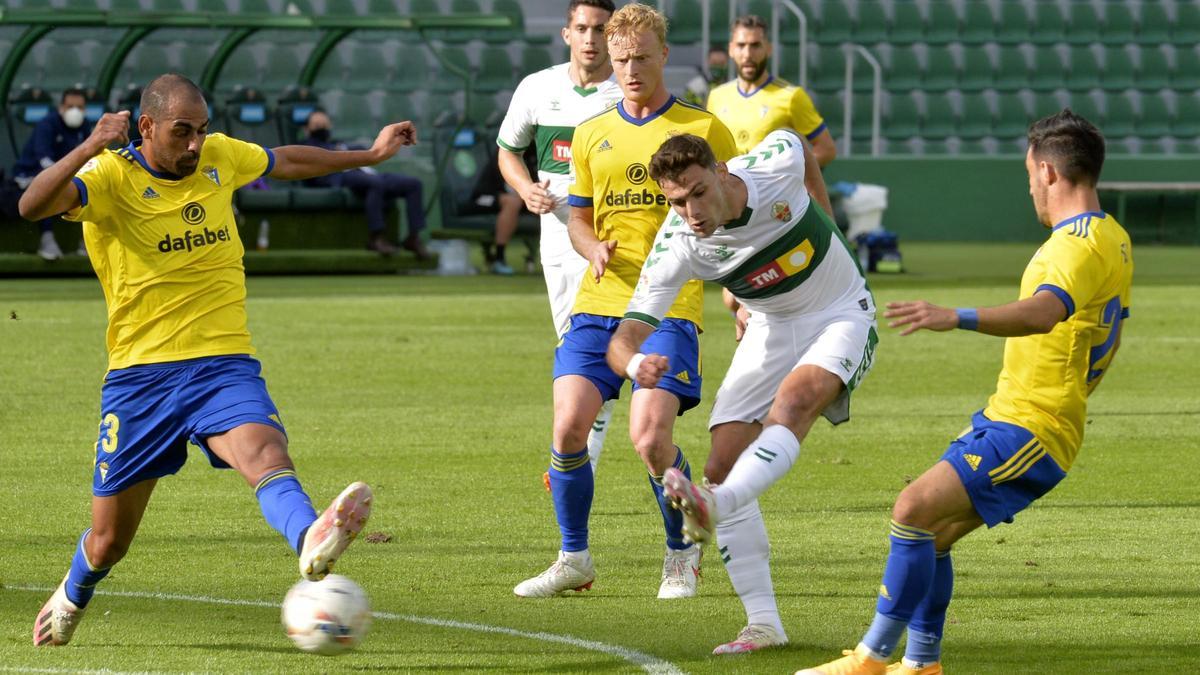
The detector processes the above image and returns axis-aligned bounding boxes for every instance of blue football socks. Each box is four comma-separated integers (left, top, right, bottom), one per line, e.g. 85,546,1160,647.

254,469,318,554
648,447,691,551
549,447,594,552
906,549,955,665
862,520,937,658
64,529,111,608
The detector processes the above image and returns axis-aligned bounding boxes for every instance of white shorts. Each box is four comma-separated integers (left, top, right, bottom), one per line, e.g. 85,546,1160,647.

709,301,877,429
543,253,589,338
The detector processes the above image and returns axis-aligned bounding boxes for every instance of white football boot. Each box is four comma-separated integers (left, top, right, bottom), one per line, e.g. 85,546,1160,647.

712,623,789,655
299,481,373,581
663,467,718,544
33,576,85,646
657,545,702,599
513,550,595,597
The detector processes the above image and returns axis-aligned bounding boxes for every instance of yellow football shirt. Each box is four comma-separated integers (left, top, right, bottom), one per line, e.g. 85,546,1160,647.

707,76,826,154
567,96,737,326
984,211,1133,471
63,133,274,370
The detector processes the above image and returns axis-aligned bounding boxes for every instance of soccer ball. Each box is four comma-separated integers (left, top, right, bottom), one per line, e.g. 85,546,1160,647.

281,574,372,655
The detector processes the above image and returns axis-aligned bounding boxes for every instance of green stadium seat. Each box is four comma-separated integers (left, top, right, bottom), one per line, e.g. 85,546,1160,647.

1102,0,1137,43
959,136,998,154
1065,1,1102,44
993,1,1028,44
957,93,993,138
668,0,701,44
120,45,176,91
815,90,843,138
389,44,431,89
818,2,854,44
41,46,93,92
992,44,1028,91
1032,90,1069,119
960,2,996,44
814,44,845,92
1100,45,1136,91
429,44,470,92
1137,1,1171,44
925,1,960,44
923,45,958,91
1064,90,1105,126
476,46,514,93
1029,45,1065,91
1173,93,1200,137
1105,92,1138,137
883,91,921,139
848,93,876,141
1135,91,1172,137
708,0,732,44
145,0,187,11
889,1,924,44
485,0,525,45
1067,45,1101,90
238,0,277,14
923,93,956,138
215,49,259,95
1028,2,1065,45
855,0,890,43
1173,46,1200,89
466,92,504,127
959,45,992,90
322,0,360,13
176,41,213,81
1174,2,1200,45
379,90,416,124
262,46,303,94
409,0,439,13
436,0,487,43
365,0,400,13
994,89,1031,136
194,0,231,11
519,44,553,75
1136,44,1172,89
886,45,923,91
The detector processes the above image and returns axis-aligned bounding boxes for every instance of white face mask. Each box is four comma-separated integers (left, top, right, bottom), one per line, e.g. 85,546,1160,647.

62,106,85,129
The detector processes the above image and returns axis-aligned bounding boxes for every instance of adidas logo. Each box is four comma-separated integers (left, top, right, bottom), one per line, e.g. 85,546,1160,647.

142,186,160,199
597,139,613,152
964,453,982,471
675,370,690,384
879,584,891,600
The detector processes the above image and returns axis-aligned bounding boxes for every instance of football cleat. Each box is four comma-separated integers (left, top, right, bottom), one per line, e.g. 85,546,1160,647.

713,623,789,655
796,644,889,675
543,471,551,493
514,550,595,597
33,577,85,647
887,661,943,674
657,545,701,599
662,467,717,544
300,481,372,581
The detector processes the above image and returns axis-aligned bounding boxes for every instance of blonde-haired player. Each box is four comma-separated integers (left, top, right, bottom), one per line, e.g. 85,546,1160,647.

514,3,738,600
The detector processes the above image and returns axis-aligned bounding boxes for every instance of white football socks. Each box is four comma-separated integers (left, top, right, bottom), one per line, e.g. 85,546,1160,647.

587,399,616,474
717,499,785,636
712,425,801,517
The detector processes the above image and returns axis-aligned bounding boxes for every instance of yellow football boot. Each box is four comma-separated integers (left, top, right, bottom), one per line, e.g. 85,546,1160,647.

796,644,888,675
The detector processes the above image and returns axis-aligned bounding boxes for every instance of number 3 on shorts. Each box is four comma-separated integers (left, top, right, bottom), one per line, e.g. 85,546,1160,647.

96,413,120,454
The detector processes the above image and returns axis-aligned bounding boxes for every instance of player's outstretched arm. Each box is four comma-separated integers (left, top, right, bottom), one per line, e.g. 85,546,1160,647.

885,290,1066,337
607,319,669,388
269,121,417,180
800,137,835,219
19,111,130,222
567,205,616,281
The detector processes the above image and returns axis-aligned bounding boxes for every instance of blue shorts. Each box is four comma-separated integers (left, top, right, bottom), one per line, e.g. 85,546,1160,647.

941,410,1067,527
92,355,286,496
553,314,702,414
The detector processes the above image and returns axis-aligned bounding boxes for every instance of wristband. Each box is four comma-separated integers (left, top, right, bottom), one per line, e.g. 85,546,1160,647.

956,308,979,331
626,353,646,380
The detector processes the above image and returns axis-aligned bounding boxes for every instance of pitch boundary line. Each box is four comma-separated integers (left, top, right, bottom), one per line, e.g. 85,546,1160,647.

6,585,685,675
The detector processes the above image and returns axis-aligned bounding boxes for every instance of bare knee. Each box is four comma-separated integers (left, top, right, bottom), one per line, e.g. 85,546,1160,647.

552,415,591,452
86,528,131,568
630,428,674,473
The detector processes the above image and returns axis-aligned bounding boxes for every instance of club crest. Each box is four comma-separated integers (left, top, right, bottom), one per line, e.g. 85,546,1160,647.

771,200,792,222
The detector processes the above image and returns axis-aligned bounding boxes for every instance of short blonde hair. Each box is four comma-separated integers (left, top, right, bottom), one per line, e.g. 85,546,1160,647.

605,3,668,48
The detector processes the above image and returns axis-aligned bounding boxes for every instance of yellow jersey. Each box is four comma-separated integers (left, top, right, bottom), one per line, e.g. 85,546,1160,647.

63,133,274,371
707,76,826,154
984,211,1133,471
567,96,737,326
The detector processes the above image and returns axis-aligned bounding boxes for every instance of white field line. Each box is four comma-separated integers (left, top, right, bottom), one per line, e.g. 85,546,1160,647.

6,585,685,675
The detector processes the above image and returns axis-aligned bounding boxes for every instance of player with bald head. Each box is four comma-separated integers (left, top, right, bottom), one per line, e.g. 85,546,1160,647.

22,73,419,647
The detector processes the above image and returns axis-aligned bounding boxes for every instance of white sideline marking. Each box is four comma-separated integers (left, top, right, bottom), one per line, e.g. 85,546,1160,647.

7,585,684,675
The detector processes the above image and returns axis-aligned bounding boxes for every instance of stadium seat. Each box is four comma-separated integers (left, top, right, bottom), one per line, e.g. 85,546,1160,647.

1105,92,1138,136
993,89,1032,137
923,92,956,139
1174,2,1200,45
436,0,487,43
1031,89,1066,118
322,0,362,15
237,0,278,14
1137,44,1172,90
1064,89,1105,126
855,0,890,43
364,0,401,13
1173,93,1200,137
119,45,176,92
1100,45,1137,91
924,1,960,44
1135,90,1173,137
883,91,921,139
275,85,320,144
960,2,996,44
959,44,992,90
1029,45,1065,91
1102,0,1137,43
886,45,923,91
518,44,553,75
177,41,214,81
216,49,261,96
387,43,432,90
485,0,525,45
6,86,55,159
428,44,471,92
814,44,845,92
957,92,993,138
1067,45,1101,90
960,136,999,154
992,44,1029,91
1137,0,1171,44
262,45,305,95
848,92,877,141
1028,1,1065,45
1173,46,1200,90
668,0,701,44
923,45,958,92
476,46,514,93
817,2,853,44
889,1,924,44
225,88,278,148
1065,1,1102,45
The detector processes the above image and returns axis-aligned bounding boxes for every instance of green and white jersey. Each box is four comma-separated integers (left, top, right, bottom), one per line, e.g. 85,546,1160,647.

496,63,621,260
627,129,870,325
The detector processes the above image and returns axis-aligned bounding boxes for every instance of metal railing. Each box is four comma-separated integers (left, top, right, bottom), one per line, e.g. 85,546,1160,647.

841,44,883,157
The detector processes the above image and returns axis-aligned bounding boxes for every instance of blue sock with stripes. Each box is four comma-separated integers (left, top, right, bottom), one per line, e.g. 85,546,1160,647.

905,549,954,665
648,447,691,551
255,469,318,554
862,520,937,658
549,447,593,552
63,529,111,608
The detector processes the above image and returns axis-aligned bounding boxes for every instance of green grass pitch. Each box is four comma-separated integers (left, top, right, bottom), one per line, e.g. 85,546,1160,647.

1,242,1197,673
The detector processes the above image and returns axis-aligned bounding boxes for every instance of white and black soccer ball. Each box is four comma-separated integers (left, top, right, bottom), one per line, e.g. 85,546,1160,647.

281,574,372,655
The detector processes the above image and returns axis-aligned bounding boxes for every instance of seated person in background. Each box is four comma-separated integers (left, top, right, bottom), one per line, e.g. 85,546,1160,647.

684,45,729,108
301,110,430,259
13,87,92,260
489,145,539,275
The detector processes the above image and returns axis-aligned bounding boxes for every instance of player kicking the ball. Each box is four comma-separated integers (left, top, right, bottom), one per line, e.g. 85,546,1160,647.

607,129,875,654
21,74,409,646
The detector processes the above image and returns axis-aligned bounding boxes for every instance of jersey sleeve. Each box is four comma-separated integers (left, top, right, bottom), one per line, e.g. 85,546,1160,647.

61,151,118,226
789,87,827,140
624,217,695,327
1033,235,1105,318
705,116,739,162
219,133,274,189
496,73,536,153
567,124,594,208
